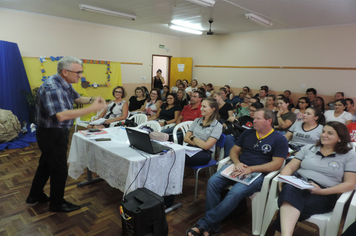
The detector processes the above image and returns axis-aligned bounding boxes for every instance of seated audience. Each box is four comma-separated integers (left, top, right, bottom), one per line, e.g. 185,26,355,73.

243,86,253,97
254,85,269,98
327,92,344,110
347,122,356,142
89,86,129,128
258,88,268,107
231,91,246,108
161,85,169,102
224,85,234,100
324,99,352,125
149,93,182,126
224,102,263,157
283,90,294,106
161,91,204,134
306,88,317,107
345,98,356,122
235,94,252,118
219,87,231,104
128,87,147,112
177,88,189,109
285,107,324,152
136,88,162,118
141,86,149,99
213,92,234,125
206,83,215,97
186,108,288,236
197,86,206,97
171,79,182,93
182,79,189,89
184,98,223,166
293,97,310,122
186,79,198,97
178,82,186,90
313,96,325,113
265,94,277,112
274,97,296,134
272,121,356,236
277,94,285,100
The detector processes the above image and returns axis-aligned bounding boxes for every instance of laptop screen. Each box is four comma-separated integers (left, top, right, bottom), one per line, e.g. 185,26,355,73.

126,128,154,154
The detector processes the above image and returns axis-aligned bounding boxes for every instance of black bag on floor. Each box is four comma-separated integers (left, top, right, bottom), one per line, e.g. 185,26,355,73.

120,188,168,236
223,116,253,137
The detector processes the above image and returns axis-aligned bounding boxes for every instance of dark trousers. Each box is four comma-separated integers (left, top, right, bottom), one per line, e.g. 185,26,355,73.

272,182,337,232
185,149,212,166
29,127,69,206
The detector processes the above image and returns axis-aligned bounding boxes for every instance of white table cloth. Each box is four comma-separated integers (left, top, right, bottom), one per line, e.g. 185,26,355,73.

68,127,185,196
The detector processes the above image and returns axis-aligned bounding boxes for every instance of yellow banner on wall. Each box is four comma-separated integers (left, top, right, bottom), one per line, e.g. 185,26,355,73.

22,57,122,121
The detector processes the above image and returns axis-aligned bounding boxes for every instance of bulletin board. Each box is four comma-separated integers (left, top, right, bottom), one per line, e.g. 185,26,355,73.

22,57,122,121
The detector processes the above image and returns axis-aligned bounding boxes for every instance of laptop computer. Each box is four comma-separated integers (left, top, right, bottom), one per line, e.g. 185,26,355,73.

126,128,171,154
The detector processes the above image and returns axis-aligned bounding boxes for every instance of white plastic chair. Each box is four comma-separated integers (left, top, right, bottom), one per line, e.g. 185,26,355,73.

136,120,161,132
343,190,356,232
129,114,148,126
108,111,131,127
172,121,193,145
74,116,90,132
161,122,175,130
260,175,354,236
217,157,282,235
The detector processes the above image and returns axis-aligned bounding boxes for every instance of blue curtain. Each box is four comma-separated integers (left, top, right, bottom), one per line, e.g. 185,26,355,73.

0,40,31,124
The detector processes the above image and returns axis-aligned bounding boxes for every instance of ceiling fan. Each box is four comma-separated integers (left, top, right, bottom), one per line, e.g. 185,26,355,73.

206,19,214,35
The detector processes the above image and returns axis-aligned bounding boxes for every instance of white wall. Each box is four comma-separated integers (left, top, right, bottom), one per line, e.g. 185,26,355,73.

2,8,356,98
0,8,181,85
181,26,356,97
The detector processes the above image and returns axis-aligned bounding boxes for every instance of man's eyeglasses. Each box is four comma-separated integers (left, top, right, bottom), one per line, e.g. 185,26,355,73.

253,140,262,149
66,69,84,75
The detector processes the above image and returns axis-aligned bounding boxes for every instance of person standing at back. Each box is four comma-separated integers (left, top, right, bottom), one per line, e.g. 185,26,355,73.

152,69,164,91
26,56,106,212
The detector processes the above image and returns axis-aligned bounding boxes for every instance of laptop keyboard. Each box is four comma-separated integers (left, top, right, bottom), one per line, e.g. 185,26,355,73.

152,142,171,153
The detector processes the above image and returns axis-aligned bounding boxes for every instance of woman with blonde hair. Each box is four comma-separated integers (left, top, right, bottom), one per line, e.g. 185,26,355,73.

177,88,189,109
186,79,199,97
184,97,222,166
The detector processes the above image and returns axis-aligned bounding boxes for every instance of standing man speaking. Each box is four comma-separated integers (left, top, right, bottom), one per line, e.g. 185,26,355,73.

26,56,106,212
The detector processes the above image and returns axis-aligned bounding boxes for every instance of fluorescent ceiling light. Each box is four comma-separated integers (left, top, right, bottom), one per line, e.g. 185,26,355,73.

169,24,203,35
245,13,272,27
186,0,215,7
79,4,136,21
171,20,203,30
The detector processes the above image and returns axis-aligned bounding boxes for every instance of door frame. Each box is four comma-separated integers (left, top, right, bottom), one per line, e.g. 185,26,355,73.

152,54,172,88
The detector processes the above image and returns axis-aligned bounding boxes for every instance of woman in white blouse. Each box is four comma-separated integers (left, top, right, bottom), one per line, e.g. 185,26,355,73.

324,99,353,125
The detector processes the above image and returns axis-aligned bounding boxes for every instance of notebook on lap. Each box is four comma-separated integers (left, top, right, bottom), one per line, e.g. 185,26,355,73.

126,128,171,154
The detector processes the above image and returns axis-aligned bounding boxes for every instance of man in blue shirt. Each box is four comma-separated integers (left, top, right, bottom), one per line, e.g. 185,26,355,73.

26,56,106,212
187,108,288,236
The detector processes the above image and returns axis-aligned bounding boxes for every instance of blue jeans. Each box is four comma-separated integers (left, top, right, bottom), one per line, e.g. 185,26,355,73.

224,134,238,157
161,126,174,134
197,164,264,231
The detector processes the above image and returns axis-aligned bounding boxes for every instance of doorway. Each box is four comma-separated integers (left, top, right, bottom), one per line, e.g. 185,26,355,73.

152,55,171,89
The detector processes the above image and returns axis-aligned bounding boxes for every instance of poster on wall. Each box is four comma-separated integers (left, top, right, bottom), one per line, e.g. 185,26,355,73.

178,64,185,72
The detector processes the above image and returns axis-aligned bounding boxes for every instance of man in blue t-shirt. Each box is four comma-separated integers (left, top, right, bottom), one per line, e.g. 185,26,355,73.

186,108,288,236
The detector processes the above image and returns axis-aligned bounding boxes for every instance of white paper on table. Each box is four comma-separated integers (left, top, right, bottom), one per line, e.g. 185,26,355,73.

184,146,203,157
89,118,106,125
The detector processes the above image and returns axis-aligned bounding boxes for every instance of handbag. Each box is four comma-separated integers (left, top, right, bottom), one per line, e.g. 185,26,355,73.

223,116,254,137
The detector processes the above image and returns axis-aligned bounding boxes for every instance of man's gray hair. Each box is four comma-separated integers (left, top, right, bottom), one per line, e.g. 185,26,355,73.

256,108,275,127
57,56,82,74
